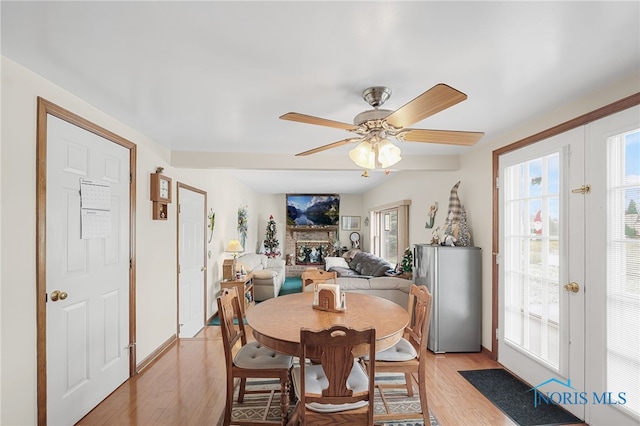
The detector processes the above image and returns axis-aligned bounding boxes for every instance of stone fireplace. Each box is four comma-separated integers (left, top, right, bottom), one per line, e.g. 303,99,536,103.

285,226,338,276
295,240,332,265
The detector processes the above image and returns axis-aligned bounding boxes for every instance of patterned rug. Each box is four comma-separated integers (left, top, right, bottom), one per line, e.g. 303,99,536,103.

217,374,438,426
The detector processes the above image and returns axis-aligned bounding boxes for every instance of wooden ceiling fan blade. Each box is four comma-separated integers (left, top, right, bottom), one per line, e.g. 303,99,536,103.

385,84,467,128
280,112,358,131
295,138,358,156
402,129,484,146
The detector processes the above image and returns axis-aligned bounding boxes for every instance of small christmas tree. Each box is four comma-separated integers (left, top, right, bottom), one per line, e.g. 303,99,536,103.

263,215,281,258
401,247,413,275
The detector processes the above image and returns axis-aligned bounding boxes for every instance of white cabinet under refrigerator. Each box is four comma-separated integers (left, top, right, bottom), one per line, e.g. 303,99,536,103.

414,244,482,353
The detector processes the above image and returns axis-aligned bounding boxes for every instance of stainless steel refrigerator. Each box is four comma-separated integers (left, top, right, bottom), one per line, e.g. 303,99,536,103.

414,244,482,353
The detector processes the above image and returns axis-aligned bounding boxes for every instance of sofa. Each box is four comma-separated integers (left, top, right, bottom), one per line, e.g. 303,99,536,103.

338,276,412,309
235,253,286,301
318,251,411,308
324,250,394,278
303,275,412,310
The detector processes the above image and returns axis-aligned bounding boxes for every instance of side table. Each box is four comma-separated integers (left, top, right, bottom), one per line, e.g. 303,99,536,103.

220,273,254,315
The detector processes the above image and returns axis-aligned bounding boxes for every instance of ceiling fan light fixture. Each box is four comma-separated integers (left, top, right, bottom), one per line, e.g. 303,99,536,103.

349,141,375,169
377,138,402,168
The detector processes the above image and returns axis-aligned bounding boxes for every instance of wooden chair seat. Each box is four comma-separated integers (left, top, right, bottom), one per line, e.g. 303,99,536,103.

234,341,293,369
374,337,417,361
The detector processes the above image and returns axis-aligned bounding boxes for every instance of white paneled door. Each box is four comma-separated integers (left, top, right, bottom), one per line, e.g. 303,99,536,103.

499,127,586,420
178,185,206,338
46,115,130,425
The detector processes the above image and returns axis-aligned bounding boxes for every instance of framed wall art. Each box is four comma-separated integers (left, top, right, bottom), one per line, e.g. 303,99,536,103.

341,216,361,231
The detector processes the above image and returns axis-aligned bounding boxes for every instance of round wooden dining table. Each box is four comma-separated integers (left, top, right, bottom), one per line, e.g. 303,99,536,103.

245,292,409,358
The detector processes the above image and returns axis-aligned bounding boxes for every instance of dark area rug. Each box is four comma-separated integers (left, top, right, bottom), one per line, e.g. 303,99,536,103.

459,368,583,426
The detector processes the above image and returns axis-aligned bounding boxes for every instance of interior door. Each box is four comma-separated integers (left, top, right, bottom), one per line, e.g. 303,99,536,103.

46,114,131,425
498,127,585,419
178,184,206,338
585,106,640,425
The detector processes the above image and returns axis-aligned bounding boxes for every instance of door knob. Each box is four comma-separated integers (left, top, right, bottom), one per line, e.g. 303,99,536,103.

201,266,207,272
50,290,68,301
564,282,580,293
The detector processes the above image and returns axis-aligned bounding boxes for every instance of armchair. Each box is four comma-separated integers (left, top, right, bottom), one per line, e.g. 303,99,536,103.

236,253,286,301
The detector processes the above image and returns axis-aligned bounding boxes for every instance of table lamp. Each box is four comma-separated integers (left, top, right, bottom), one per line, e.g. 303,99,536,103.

223,239,244,280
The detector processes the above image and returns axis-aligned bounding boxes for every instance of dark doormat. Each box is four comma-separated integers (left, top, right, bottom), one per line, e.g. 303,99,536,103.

459,368,583,426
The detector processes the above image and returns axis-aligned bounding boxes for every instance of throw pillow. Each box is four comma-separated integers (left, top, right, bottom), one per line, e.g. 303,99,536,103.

324,256,349,270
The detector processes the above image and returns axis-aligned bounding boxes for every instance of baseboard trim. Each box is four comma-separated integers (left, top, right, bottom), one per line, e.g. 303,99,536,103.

481,345,496,361
136,334,177,373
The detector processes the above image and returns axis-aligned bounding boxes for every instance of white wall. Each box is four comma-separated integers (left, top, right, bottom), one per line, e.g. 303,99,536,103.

0,57,263,425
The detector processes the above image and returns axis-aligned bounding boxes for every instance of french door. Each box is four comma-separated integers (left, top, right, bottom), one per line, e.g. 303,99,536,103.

585,106,640,425
499,127,586,419
498,105,640,425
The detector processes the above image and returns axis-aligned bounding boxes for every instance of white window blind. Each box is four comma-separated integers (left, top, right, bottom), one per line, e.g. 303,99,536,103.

607,130,640,417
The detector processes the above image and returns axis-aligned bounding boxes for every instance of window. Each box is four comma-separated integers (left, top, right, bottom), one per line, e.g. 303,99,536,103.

369,200,410,265
503,151,562,368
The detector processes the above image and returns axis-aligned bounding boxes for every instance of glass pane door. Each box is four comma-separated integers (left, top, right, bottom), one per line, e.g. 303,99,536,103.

503,152,561,368
499,126,585,420
586,105,640,424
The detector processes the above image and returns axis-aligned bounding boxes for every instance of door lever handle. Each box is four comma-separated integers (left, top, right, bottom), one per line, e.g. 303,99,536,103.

571,184,591,194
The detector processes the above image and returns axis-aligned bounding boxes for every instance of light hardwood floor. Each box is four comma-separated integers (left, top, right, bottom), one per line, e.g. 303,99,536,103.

77,326,578,426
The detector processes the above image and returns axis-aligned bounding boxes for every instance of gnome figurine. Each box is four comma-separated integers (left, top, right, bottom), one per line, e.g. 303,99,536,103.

437,181,472,247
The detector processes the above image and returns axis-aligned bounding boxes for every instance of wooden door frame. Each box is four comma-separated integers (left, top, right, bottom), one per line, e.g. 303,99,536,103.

490,92,640,360
35,97,137,425
176,182,208,337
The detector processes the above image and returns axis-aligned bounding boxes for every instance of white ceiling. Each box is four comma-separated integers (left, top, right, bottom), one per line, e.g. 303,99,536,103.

2,1,639,194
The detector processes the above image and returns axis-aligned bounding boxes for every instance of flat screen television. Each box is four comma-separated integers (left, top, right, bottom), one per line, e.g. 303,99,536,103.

286,194,340,226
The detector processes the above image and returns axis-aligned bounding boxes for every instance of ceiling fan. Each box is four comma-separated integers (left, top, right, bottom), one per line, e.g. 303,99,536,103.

280,84,484,172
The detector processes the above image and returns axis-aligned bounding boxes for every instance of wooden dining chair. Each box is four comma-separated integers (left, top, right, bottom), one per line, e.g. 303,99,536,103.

366,284,432,423
289,325,376,426
300,268,337,292
217,288,294,425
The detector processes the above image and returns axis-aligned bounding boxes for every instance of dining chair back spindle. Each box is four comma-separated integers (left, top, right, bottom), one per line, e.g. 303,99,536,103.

290,325,376,426
217,287,293,425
